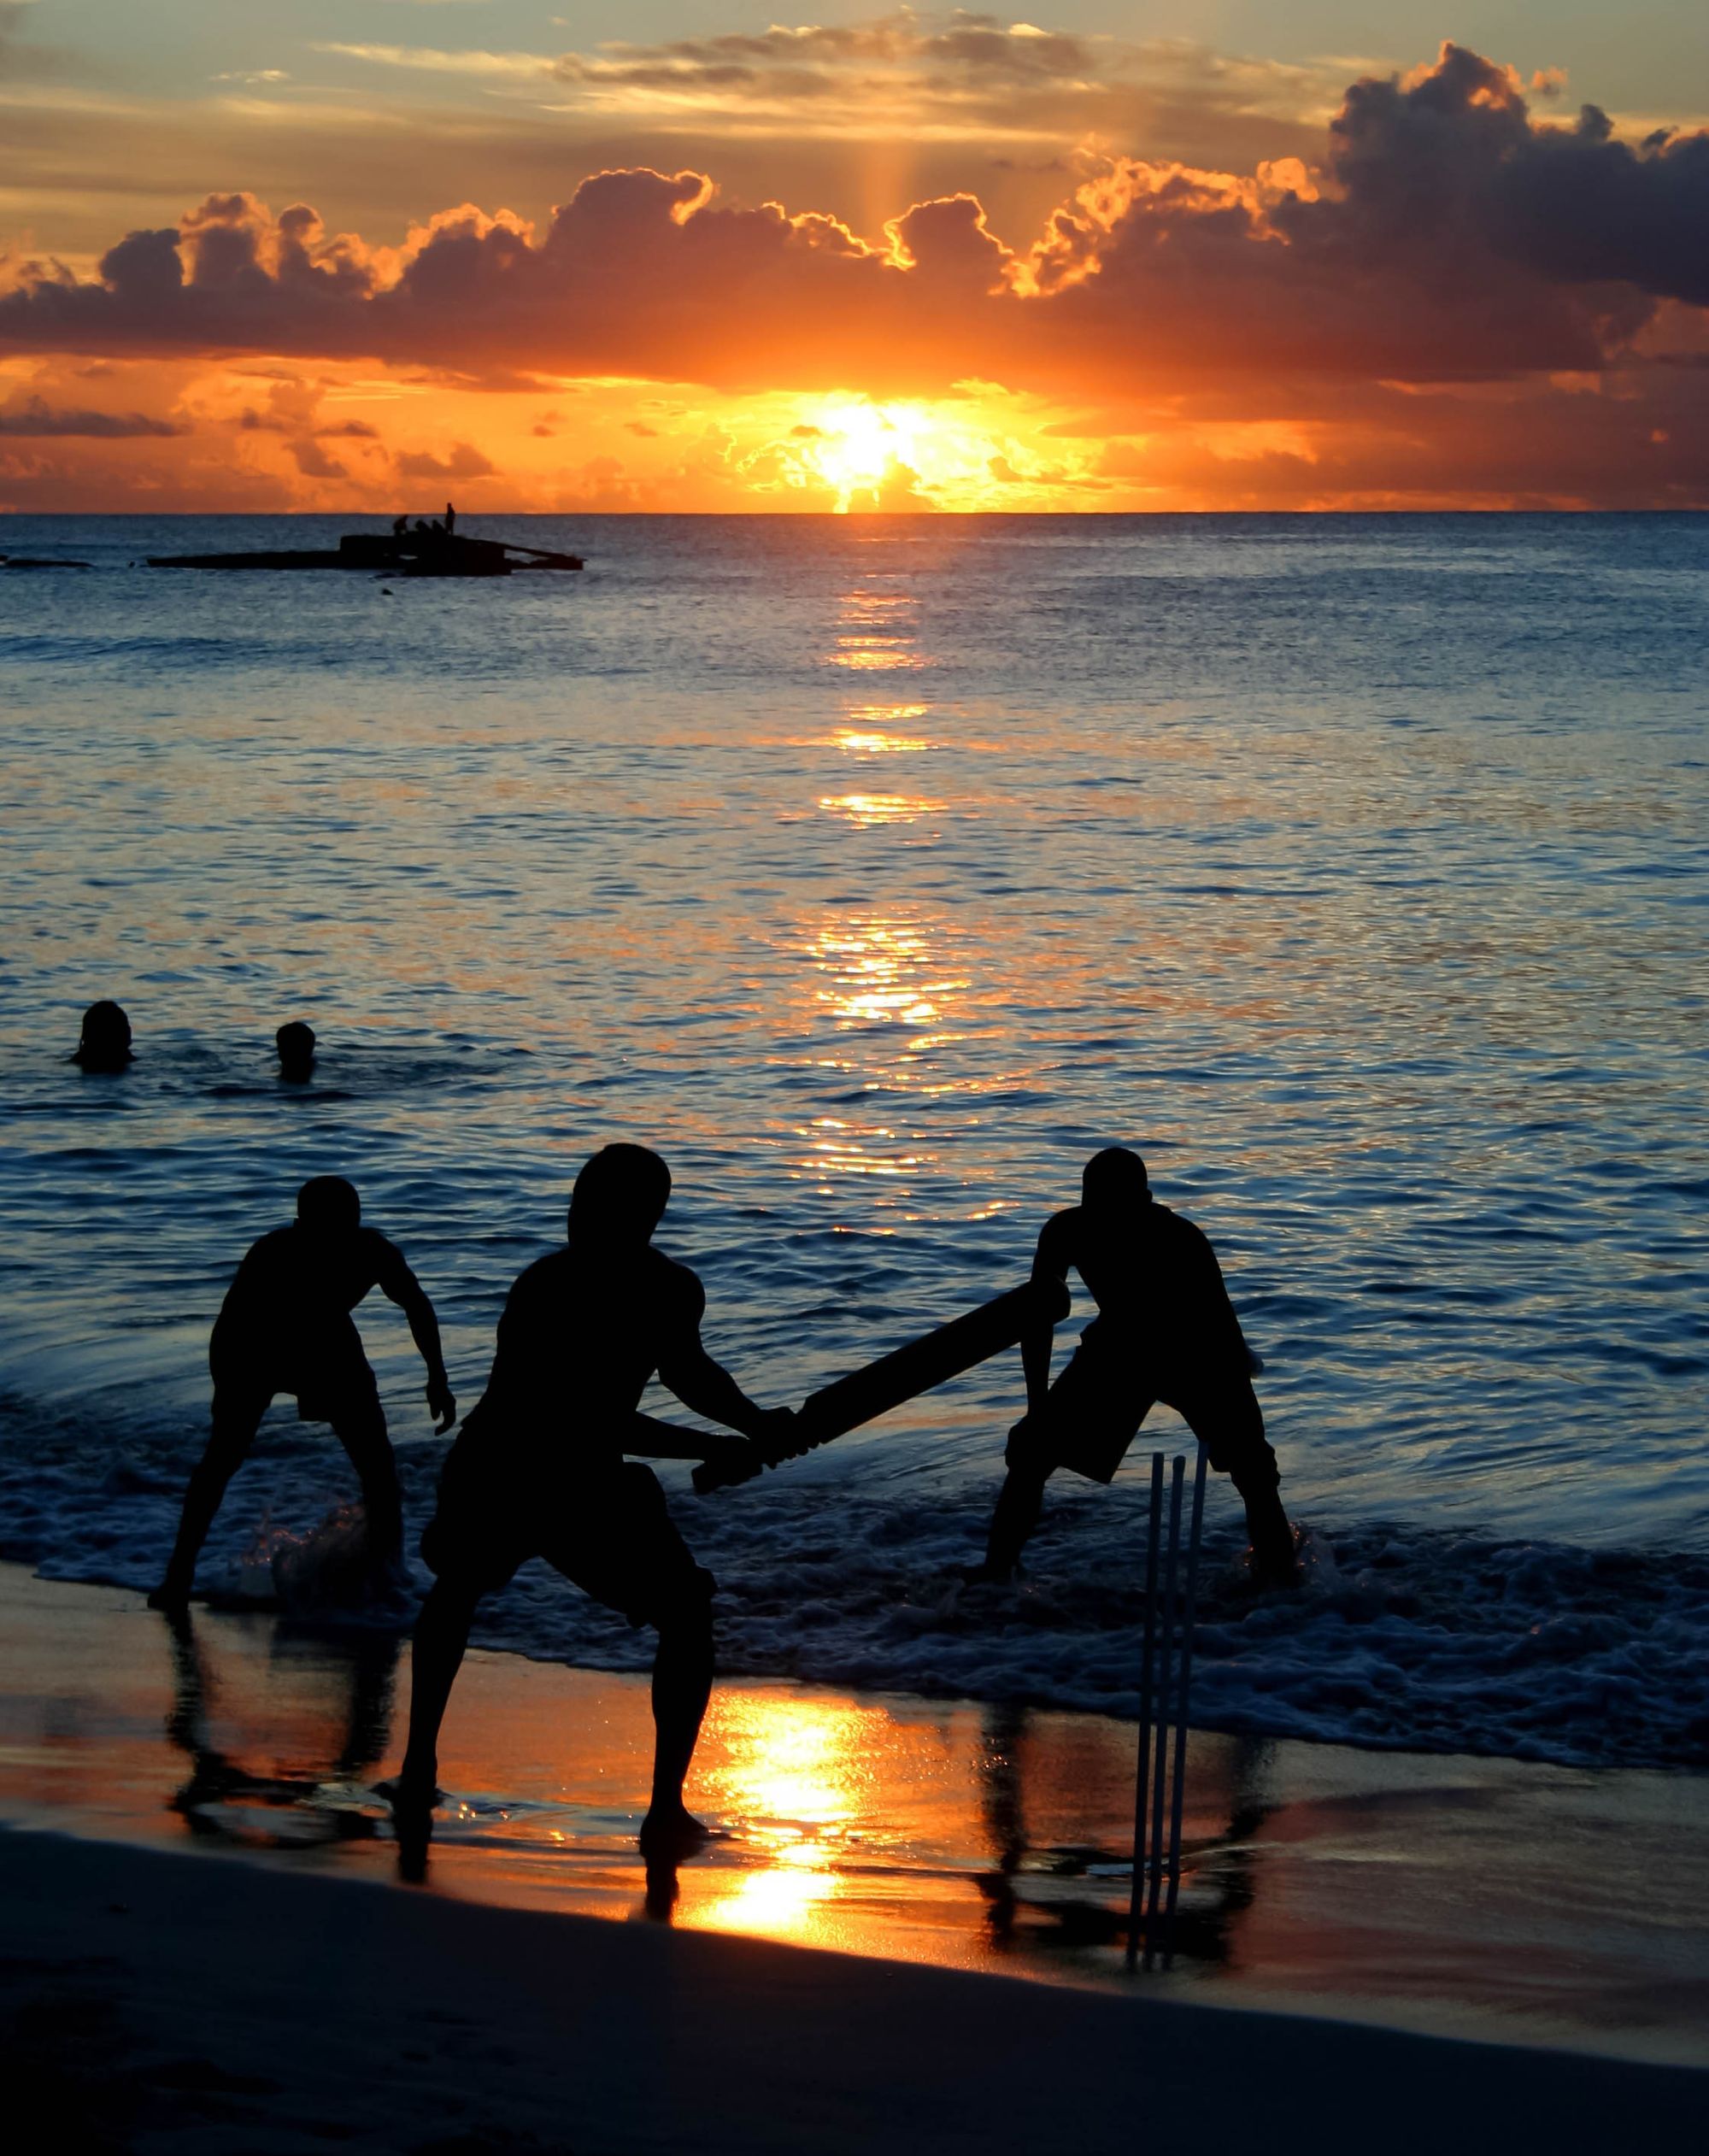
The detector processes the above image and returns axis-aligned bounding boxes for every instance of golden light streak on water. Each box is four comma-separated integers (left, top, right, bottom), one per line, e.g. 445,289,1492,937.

800,1116,924,1185
809,915,961,1027
832,731,933,755
817,792,943,825
827,646,925,672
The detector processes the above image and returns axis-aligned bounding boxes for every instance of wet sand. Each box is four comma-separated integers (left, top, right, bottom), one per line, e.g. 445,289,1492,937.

3,1564,1706,2078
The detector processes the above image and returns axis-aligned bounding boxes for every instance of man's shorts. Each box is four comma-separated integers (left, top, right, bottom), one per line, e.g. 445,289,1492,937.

1020,1330,1275,1491
210,1326,383,1432
420,1454,711,1629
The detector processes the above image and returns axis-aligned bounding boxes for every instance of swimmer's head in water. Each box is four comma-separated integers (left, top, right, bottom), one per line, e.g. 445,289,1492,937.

1082,1146,1149,1213
297,1175,361,1235
74,999,132,1071
570,1143,672,1245
276,1021,316,1078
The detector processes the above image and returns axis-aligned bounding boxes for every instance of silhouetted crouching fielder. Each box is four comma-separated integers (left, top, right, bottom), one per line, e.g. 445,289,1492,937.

972,1148,1296,1589
391,1145,793,1860
150,1177,455,1612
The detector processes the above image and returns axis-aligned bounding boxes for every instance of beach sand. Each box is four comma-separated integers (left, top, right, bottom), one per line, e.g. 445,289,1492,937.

1,1564,1705,2150
6,1827,1705,2156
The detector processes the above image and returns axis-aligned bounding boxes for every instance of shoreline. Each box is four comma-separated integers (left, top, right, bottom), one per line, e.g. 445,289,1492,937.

2,1563,1706,2072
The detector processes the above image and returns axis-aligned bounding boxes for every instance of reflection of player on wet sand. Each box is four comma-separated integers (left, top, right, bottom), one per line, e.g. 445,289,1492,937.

386,1144,795,1865
163,1610,400,1847
968,1148,1297,1589
149,1177,456,1613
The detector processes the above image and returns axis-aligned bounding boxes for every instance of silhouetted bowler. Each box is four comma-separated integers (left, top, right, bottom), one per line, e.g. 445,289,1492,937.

150,1177,455,1611
972,1148,1296,1587
391,1144,792,1859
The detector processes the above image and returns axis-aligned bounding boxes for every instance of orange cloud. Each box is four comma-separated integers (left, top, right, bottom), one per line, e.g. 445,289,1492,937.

2,45,1706,510
7,48,1705,391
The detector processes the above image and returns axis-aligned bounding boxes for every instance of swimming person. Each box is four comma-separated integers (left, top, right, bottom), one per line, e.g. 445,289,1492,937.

968,1148,1297,1589
149,1176,456,1612
275,1020,316,1082
388,1143,794,1859
73,999,132,1071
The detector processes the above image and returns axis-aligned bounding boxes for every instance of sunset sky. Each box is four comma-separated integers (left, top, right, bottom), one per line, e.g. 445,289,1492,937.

3,1,1706,510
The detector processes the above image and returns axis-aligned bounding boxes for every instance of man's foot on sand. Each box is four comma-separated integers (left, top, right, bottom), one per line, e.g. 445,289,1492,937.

147,1581,191,1613
638,1803,712,1862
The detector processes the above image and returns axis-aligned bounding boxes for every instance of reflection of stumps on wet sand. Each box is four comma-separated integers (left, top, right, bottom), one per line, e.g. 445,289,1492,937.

1127,1446,1207,1971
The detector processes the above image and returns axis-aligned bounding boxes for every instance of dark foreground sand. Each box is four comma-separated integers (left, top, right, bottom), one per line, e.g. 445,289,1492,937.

4,1826,1704,2156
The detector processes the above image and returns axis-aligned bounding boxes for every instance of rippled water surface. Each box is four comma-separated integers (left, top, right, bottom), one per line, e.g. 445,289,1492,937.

3,514,1706,1765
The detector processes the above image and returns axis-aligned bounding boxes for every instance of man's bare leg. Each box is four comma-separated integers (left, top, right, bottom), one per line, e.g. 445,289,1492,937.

966,1465,1050,1583
332,1407,404,1576
1189,1383,1298,1589
1235,1471,1298,1588
149,1411,261,1611
391,1578,479,1802
639,1575,715,1859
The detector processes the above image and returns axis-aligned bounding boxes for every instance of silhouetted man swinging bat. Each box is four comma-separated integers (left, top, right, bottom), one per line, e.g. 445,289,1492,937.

389,1144,795,1860
969,1148,1297,1589
692,1275,1072,1495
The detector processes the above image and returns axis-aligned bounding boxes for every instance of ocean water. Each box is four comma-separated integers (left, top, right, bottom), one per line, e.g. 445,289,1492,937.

2,512,1706,1771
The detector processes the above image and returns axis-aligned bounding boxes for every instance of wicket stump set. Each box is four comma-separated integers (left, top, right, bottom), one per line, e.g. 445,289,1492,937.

1127,1445,1208,1968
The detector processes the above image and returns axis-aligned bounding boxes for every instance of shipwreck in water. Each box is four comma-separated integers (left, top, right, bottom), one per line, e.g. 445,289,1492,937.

148,508,582,579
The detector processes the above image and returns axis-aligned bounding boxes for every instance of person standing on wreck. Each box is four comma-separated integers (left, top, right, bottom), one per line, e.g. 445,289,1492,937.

389,1144,795,1860
967,1148,1297,1589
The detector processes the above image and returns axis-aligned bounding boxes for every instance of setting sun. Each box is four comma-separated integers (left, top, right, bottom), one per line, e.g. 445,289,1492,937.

801,401,930,510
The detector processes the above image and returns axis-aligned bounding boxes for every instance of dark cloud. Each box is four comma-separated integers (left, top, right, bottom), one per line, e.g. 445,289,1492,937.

544,14,1102,103
289,437,346,479
394,441,497,479
1020,44,1703,385
0,393,181,436
1292,44,1709,309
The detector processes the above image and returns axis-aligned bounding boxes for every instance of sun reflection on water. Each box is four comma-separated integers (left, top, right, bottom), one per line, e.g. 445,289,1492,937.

690,1691,886,1947
826,585,926,670
832,731,933,755
811,914,965,1030
799,1117,925,1190
818,791,943,826
829,697,936,759
829,645,925,673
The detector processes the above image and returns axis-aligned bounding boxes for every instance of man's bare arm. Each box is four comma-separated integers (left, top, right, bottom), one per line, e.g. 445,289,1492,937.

656,1338,784,1444
622,1412,753,1468
377,1243,456,1431
1021,1215,1072,1413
